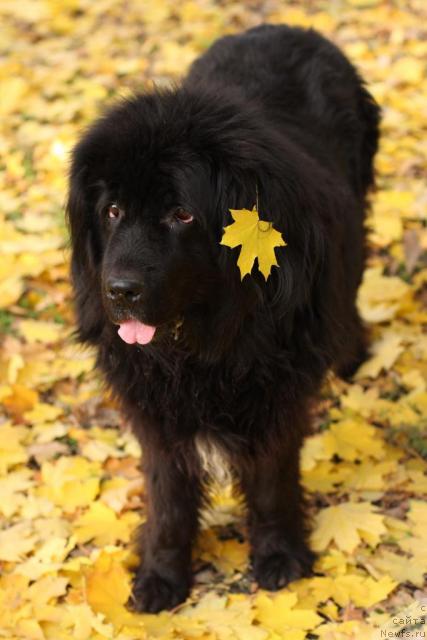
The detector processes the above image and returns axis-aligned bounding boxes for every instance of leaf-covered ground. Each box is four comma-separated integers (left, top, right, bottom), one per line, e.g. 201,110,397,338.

1,1,426,638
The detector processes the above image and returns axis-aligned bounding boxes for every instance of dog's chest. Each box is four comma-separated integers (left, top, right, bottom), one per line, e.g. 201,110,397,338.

194,434,233,486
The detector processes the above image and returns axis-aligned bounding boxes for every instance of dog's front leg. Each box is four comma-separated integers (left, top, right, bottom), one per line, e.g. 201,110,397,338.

240,432,315,590
129,438,202,613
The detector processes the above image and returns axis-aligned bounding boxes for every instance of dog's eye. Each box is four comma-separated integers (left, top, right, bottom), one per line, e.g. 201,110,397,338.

173,208,194,224
106,204,123,220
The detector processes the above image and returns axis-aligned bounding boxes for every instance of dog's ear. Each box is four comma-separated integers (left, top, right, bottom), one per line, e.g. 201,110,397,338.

216,152,327,317
66,167,104,344
216,136,359,364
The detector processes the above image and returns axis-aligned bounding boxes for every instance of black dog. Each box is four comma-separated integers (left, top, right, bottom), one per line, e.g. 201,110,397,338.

67,24,380,612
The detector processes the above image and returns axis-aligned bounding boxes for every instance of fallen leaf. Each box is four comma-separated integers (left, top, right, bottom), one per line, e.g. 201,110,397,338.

74,501,134,546
312,501,386,553
355,331,405,379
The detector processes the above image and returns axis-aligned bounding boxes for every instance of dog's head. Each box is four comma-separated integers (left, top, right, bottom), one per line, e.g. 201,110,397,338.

67,88,328,355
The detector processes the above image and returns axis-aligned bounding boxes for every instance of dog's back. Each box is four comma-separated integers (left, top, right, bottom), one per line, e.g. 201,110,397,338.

186,24,380,196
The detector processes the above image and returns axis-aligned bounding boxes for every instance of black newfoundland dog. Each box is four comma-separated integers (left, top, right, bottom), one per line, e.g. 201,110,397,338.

67,24,380,612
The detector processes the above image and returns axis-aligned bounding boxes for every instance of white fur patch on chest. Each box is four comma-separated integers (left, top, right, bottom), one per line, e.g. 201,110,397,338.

195,434,233,487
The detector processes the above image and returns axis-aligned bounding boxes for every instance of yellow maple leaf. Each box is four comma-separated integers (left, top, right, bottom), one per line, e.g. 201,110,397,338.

23,401,63,424
302,460,350,493
407,499,427,539
220,206,287,280
254,591,322,634
323,419,385,461
39,456,101,513
179,592,266,638
332,575,397,608
74,501,135,546
340,384,379,417
399,535,427,566
0,275,25,307
17,535,76,580
61,603,114,640
311,501,386,553
316,619,380,639
357,267,411,323
85,551,137,630
19,319,65,344
393,57,425,84
341,459,396,491
0,522,38,562
369,550,426,587
355,330,405,379
197,528,249,575
2,384,39,418
0,469,34,518
0,422,28,473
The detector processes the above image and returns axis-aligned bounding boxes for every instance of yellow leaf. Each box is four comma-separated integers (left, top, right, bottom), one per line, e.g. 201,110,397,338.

85,552,137,630
312,501,386,553
340,384,379,417
315,619,379,639
332,575,397,608
61,603,114,640
302,460,351,493
153,41,198,75
254,591,322,633
370,204,403,246
0,77,28,115
0,275,25,307
369,550,425,587
355,331,405,379
28,575,68,608
0,469,33,518
100,477,141,513
315,550,349,578
347,0,380,6
2,383,39,417
220,206,286,280
81,438,122,463
0,522,38,562
14,619,45,640
74,501,133,546
180,593,264,638
23,401,64,424
197,529,249,575
16,212,57,233
322,419,385,461
407,500,427,539
16,535,76,580
393,57,425,84
0,422,28,473
39,456,101,513
400,369,426,393
341,460,396,491
399,535,427,566
301,433,331,472
357,267,411,323
19,319,65,344
1,231,64,254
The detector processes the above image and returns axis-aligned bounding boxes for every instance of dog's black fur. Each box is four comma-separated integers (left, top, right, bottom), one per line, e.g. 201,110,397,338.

67,24,380,612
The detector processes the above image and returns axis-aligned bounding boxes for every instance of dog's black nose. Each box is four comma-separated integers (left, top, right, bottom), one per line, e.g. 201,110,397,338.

107,278,143,302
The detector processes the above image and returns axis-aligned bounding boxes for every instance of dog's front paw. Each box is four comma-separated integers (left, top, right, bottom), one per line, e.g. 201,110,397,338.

128,571,190,613
253,546,315,591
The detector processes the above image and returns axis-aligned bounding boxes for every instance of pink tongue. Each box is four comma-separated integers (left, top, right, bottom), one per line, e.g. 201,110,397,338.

117,320,156,345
